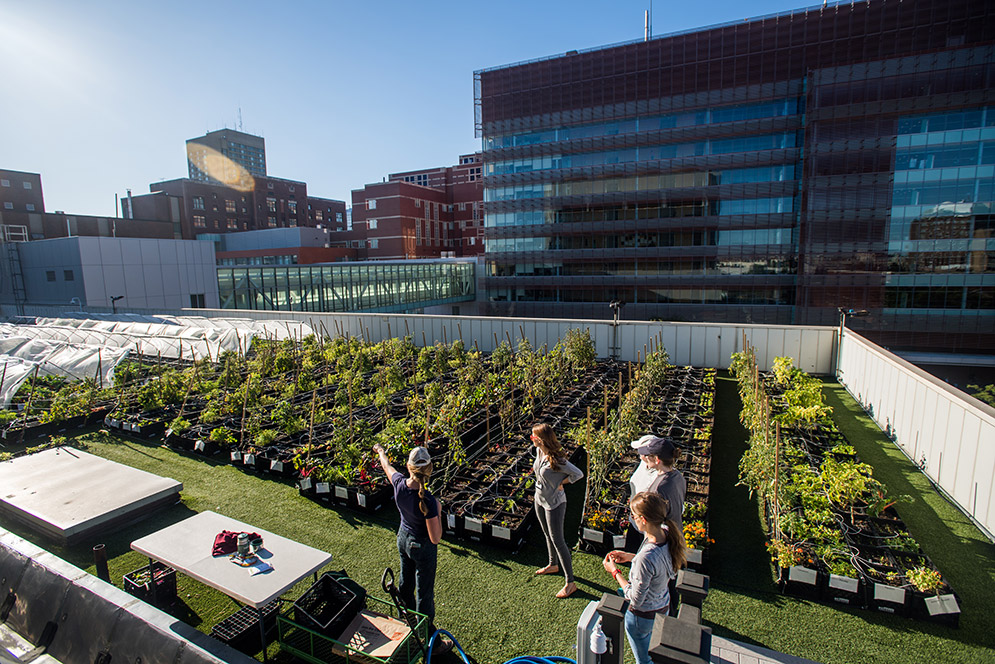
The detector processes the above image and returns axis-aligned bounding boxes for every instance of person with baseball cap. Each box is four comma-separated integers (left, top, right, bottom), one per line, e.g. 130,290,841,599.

625,434,686,615
373,443,453,653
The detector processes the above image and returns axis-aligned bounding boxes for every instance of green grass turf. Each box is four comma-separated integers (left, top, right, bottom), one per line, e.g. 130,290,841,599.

3,376,994,663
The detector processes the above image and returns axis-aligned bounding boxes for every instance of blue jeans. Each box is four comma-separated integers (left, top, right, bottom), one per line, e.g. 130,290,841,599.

624,610,656,664
397,528,437,623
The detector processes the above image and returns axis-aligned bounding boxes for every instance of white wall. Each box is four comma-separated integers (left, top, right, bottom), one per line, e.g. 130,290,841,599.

839,329,995,540
147,309,836,373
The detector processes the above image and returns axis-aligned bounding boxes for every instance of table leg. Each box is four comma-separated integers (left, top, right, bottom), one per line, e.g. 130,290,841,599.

258,606,268,662
148,557,158,606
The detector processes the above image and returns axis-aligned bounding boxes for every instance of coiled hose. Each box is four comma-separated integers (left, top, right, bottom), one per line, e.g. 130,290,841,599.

425,630,578,664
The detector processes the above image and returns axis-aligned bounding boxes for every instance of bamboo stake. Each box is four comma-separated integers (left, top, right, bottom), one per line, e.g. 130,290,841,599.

387,322,392,339
457,323,463,344
404,320,410,337
618,373,623,413
19,365,40,445
0,362,7,402
349,375,354,446
307,389,318,455
422,331,428,348
493,332,499,349
486,403,491,448
603,384,608,429
239,373,251,446
774,421,781,540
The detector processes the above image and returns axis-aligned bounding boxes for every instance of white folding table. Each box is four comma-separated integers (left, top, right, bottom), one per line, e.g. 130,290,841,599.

131,510,333,659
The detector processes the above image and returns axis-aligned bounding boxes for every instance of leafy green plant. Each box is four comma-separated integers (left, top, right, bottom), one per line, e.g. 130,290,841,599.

906,566,944,593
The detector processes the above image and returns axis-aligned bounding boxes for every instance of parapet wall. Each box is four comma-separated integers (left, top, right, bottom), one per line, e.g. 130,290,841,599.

0,529,253,664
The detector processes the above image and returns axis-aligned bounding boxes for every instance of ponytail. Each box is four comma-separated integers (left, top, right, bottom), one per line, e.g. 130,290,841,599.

664,518,688,571
408,463,434,516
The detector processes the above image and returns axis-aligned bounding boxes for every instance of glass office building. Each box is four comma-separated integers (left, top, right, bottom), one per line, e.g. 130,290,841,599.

476,0,994,354
218,261,475,313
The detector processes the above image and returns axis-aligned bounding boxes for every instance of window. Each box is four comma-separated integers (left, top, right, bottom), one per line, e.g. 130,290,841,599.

267,182,274,189
46,270,55,282
0,179,9,187
369,238,379,249
315,210,323,221
268,216,277,228
368,199,377,210
289,186,295,193
193,215,206,228
192,196,205,210
336,212,343,222
227,218,238,229
25,203,34,211
22,181,32,190
2,202,11,210
225,199,236,213
267,197,276,213
64,270,74,281
288,200,297,214
368,218,378,230
189,293,206,308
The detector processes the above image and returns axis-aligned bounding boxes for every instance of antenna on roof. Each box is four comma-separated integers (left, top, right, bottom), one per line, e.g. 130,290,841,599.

238,107,243,131
644,0,652,41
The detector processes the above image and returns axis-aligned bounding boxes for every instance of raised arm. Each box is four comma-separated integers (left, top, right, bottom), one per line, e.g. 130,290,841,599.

373,443,399,479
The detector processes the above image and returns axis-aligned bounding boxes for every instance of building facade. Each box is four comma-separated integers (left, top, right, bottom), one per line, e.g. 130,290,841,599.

476,0,995,354
129,177,347,242
186,129,267,186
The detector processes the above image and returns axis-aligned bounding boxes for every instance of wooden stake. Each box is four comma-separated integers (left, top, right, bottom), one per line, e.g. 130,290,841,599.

442,325,448,345
422,331,427,348
774,421,781,539
457,323,463,344
603,384,608,429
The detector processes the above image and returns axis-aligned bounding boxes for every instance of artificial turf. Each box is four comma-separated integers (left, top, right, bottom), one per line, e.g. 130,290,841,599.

2,374,993,663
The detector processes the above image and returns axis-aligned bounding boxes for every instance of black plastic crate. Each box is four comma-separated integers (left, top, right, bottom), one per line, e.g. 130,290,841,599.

293,572,367,637
210,599,281,653
123,561,176,607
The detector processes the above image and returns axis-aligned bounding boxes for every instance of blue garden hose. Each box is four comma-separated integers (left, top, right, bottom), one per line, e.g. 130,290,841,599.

425,629,578,664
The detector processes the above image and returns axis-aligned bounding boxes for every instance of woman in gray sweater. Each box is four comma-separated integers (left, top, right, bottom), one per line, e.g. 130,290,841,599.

603,492,687,664
531,423,584,598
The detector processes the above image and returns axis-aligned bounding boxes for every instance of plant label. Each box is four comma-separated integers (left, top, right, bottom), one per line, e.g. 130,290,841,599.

244,454,255,465
300,477,313,491
231,451,241,462
357,493,367,507
829,575,859,593
447,514,455,529
194,440,205,452
613,535,626,548
271,461,283,472
334,486,349,499
925,594,959,616
873,583,906,604
316,482,330,494
582,528,604,544
788,566,818,585
492,525,511,540
465,517,483,533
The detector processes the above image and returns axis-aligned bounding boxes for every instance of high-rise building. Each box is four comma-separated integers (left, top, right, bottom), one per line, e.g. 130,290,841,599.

186,129,267,187
475,0,995,355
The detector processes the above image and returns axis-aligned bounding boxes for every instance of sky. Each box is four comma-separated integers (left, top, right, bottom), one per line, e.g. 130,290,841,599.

2,0,810,217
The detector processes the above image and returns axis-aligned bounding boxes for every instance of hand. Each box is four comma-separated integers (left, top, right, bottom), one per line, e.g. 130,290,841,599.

608,550,634,564
373,443,385,455
602,554,618,575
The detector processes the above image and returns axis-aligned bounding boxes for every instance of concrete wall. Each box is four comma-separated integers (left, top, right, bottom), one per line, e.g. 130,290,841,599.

838,329,995,540
17,239,86,305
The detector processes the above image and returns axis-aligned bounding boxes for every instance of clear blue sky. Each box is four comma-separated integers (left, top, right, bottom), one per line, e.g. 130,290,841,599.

2,0,808,217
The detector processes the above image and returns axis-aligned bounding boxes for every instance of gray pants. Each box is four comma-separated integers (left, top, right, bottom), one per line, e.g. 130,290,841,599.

536,502,574,583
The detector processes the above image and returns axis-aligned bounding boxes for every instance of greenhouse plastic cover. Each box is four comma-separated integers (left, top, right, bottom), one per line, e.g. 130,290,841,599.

9,315,313,361
0,315,312,405
0,337,129,406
